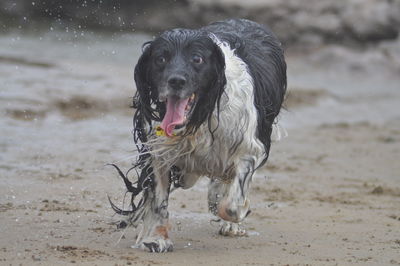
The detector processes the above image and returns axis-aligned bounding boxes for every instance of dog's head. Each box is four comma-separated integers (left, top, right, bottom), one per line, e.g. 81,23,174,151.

134,29,226,137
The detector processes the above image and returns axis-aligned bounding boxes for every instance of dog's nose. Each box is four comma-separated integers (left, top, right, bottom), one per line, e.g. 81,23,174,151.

168,75,186,90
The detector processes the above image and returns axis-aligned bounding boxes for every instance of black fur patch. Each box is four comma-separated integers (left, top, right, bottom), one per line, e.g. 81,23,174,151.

203,19,287,166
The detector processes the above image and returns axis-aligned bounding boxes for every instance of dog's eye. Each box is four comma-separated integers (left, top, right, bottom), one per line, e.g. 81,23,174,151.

191,55,203,64
155,56,167,65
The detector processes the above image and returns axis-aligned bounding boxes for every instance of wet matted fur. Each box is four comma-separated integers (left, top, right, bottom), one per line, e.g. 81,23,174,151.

110,18,287,253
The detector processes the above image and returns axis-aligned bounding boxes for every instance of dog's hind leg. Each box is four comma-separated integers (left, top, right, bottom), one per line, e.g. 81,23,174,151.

208,160,254,236
134,165,174,252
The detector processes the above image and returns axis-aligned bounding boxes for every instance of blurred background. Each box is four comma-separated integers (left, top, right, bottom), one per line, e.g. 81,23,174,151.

1,1,399,265
2,0,400,46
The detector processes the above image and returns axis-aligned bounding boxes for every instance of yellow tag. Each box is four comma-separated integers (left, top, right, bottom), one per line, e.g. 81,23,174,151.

155,125,177,137
155,126,166,136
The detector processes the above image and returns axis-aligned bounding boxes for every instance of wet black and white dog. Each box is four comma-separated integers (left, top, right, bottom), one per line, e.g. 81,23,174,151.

111,18,286,252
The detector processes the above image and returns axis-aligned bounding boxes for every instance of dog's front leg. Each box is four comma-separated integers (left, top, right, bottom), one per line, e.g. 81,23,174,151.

208,160,254,236
135,164,173,252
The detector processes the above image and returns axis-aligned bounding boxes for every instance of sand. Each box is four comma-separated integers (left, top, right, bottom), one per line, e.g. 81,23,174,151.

0,30,399,265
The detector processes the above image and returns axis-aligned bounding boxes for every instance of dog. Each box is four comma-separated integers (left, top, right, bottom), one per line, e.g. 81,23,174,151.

110,18,287,253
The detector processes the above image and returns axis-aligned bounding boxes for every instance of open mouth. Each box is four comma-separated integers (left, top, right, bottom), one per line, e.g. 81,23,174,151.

160,93,196,137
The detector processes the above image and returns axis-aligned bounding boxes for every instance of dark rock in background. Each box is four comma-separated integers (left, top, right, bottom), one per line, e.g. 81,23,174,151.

1,0,400,48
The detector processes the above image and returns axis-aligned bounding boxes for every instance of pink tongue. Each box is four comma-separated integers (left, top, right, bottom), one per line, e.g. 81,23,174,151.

160,96,190,136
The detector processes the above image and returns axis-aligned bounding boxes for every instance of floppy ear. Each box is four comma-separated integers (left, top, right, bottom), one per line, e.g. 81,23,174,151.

206,43,227,134
133,42,152,91
186,42,226,135
134,42,156,121
133,42,165,143
210,44,227,115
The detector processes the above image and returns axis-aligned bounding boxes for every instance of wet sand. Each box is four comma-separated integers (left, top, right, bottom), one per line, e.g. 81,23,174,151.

0,31,399,265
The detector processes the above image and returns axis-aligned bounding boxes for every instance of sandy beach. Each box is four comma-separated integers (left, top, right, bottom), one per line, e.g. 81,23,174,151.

0,28,399,265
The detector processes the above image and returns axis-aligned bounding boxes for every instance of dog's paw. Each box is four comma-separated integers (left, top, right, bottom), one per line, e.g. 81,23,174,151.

219,221,247,237
133,237,174,253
